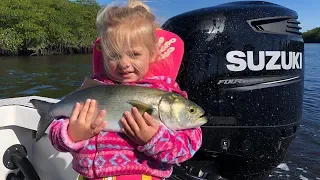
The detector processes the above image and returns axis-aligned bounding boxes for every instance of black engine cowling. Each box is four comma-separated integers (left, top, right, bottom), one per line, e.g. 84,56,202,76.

162,1,304,179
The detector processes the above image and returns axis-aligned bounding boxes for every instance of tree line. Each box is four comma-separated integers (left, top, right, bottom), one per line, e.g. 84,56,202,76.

0,0,100,56
302,27,320,43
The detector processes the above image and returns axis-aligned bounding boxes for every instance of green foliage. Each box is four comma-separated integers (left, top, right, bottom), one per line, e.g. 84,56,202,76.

302,27,320,43
0,0,101,55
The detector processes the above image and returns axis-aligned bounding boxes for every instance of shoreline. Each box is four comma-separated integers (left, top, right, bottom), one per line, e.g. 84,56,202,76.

1,43,318,57
0,52,93,57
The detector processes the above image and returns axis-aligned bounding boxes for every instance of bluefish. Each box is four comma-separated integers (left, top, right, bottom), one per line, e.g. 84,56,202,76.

30,77,207,141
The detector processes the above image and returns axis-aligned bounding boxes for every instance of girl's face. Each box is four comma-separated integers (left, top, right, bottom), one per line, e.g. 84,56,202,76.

104,44,155,83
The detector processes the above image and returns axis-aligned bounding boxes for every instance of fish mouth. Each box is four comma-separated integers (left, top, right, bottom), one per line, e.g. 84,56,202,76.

194,113,208,125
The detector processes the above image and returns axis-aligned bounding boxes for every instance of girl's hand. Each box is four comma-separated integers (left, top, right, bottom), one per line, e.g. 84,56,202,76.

121,107,160,145
67,99,107,142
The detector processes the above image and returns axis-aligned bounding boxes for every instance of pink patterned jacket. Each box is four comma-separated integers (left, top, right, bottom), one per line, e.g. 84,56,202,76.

49,75,203,179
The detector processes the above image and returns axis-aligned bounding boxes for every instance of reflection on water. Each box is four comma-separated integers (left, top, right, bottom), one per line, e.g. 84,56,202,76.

0,54,93,99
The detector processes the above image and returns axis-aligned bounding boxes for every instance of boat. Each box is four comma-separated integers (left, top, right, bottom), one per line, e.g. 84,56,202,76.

0,1,304,180
0,96,79,180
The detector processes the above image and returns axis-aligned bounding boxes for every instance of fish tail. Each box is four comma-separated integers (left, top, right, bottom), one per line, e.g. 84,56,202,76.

29,99,55,142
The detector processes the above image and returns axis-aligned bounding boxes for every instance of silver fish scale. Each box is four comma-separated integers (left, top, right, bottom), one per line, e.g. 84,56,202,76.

50,85,169,132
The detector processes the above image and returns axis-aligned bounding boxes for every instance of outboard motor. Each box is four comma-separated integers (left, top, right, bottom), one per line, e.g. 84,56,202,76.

162,1,304,179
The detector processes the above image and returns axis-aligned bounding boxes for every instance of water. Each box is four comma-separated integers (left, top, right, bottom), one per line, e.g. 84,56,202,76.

266,44,320,180
0,44,319,179
0,55,93,99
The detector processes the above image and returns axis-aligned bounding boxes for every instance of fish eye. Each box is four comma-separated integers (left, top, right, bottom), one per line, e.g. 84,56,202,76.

189,107,197,114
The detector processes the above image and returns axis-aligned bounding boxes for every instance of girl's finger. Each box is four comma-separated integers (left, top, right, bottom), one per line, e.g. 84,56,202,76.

143,112,158,127
78,99,91,121
93,121,107,134
86,99,96,123
122,127,137,143
131,107,147,129
91,110,106,129
121,117,135,137
123,111,140,134
70,102,81,123
122,129,136,142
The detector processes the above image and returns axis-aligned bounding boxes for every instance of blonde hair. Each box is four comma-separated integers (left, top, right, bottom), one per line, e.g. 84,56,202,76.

96,0,159,61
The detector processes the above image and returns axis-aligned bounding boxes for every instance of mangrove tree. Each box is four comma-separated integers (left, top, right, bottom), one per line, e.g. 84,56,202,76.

303,27,320,43
0,0,101,56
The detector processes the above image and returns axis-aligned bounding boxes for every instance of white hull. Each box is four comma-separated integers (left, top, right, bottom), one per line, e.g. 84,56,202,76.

0,96,78,180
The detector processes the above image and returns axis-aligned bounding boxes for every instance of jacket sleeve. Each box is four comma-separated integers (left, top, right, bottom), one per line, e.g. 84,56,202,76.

136,125,202,164
49,118,88,153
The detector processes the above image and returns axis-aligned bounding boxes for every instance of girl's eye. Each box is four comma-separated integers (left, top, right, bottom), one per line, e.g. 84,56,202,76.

110,54,121,60
130,52,141,58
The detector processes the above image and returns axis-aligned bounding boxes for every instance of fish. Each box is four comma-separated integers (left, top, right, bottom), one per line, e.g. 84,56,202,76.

30,77,207,141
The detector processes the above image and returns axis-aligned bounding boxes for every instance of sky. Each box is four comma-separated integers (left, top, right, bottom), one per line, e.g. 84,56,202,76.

96,0,320,32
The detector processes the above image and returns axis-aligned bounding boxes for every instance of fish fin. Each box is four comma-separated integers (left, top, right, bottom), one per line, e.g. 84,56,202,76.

126,100,155,115
29,99,55,142
80,77,105,89
65,77,105,96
